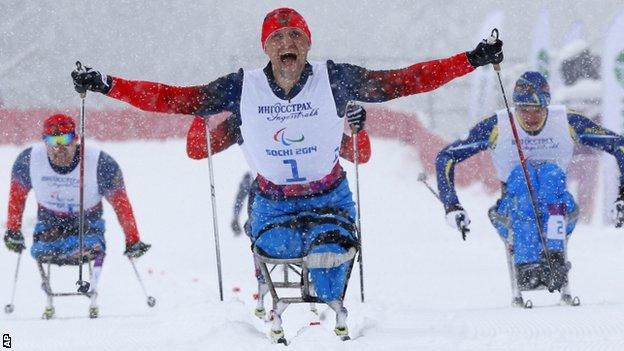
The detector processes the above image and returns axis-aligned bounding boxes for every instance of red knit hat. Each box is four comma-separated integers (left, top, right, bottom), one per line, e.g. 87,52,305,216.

261,8,311,49
43,114,76,136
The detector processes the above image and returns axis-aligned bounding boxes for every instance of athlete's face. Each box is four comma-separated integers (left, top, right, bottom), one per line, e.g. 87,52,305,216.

45,133,78,167
516,105,547,132
264,27,310,81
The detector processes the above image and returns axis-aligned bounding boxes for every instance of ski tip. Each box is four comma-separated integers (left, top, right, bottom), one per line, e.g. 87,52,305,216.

309,321,321,326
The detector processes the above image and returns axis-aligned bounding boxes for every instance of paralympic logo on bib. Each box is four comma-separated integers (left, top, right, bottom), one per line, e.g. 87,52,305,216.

48,191,77,211
258,102,319,122
273,128,304,146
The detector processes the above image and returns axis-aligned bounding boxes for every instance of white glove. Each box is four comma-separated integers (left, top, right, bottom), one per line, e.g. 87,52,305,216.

612,199,624,228
445,209,471,232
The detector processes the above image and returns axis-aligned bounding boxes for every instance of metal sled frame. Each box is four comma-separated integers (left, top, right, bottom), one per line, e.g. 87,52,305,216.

36,256,97,318
502,232,579,308
252,246,355,317
37,260,94,298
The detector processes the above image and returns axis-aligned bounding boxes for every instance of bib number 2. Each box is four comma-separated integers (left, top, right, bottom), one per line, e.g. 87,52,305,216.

546,215,566,240
283,159,307,183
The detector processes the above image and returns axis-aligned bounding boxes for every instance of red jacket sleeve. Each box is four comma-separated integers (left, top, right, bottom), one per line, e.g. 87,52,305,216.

340,130,371,164
186,116,238,160
107,77,206,115
6,180,29,231
105,188,140,246
355,53,475,101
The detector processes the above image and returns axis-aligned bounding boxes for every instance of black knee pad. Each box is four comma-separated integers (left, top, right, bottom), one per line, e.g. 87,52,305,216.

517,263,542,290
539,252,569,290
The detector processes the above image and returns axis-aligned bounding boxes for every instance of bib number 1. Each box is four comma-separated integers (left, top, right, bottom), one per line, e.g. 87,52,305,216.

283,159,307,183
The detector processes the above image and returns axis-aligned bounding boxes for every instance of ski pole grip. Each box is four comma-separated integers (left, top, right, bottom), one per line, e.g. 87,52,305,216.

75,61,87,99
486,28,499,45
486,28,501,72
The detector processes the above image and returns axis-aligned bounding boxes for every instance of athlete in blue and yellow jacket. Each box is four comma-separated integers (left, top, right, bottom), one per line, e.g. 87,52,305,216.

436,71,624,291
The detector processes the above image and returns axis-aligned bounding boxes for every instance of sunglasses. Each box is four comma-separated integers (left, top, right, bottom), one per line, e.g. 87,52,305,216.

43,132,76,146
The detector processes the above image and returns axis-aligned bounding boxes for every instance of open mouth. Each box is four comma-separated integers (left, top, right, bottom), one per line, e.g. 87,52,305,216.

280,53,297,64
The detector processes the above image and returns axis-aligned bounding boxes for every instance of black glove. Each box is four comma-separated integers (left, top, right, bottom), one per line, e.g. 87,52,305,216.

466,39,504,68
4,230,25,253
231,219,242,236
124,241,151,258
71,66,112,94
346,103,366,133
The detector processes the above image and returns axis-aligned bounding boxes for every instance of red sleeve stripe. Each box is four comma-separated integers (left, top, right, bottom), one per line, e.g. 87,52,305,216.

6,179,30,231
106,188,140,245
364,53,474,100
186,117,237,160
340,130,371,164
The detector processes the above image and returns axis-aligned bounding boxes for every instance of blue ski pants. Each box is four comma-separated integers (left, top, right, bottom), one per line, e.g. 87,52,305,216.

490,163,578,265
250,178,357,302
31,219,106,261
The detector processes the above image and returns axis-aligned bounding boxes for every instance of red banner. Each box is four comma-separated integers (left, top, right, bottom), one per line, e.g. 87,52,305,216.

0,107,499,194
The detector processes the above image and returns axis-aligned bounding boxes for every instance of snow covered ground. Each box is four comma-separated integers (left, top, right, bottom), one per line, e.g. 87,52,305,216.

2,138,624,350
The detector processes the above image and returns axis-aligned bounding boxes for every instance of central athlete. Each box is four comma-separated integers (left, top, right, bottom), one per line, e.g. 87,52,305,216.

72,7,503,341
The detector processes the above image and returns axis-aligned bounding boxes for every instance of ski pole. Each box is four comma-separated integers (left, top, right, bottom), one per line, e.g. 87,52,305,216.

205,118,224,301
348,102,365,303
128,257,156,307
417,172,469,240
487,29,557,292
75,61,90,294
4,252,22,314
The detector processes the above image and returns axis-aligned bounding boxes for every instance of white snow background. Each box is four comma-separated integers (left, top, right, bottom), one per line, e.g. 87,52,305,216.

2,139,624,350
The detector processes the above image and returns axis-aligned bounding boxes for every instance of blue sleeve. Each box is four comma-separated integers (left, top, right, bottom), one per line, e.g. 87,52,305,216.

328,60,393,116
327,61,363,116
11,147,32,189
97,151,125,196
568,112,624,185
328,60,405,116
195,69,244,117
436,115,498,211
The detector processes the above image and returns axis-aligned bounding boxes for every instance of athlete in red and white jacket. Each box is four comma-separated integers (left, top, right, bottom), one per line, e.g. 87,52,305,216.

3,114,150,263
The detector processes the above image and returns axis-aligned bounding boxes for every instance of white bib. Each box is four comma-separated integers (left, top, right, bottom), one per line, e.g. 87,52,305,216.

491,105,574,182
29,144,102,213
239,61,343,184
